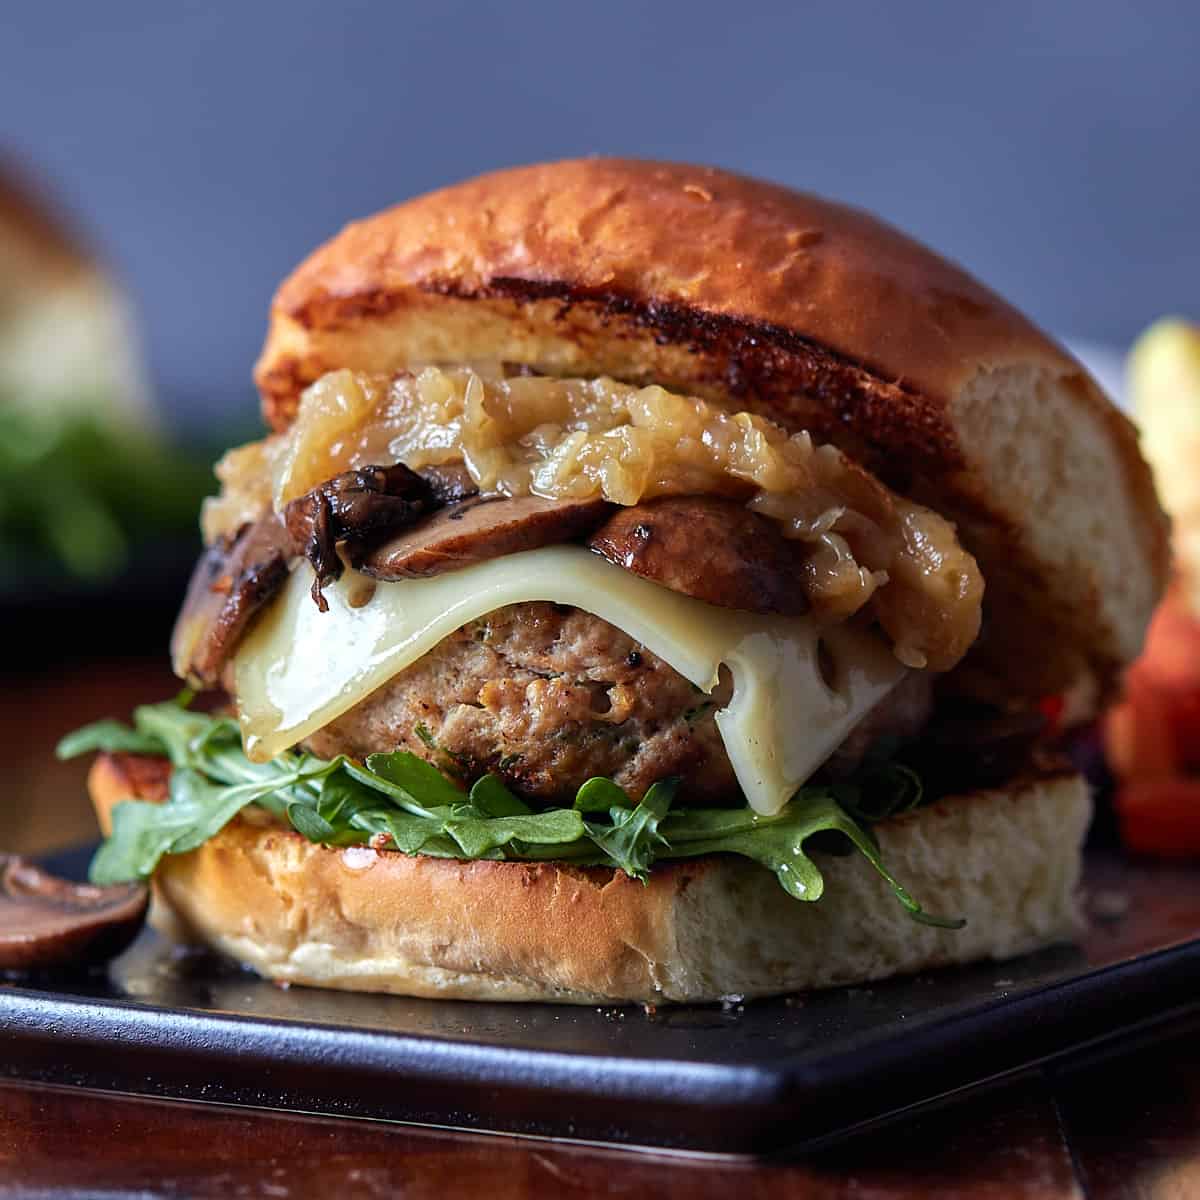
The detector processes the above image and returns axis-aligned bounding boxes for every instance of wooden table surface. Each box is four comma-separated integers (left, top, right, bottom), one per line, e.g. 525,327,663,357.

2,661,1198,1199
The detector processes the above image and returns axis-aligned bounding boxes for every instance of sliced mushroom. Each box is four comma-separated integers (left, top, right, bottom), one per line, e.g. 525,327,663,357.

356,494,613,580
172,463,465,685
170,513,293,689
587,495,810,614
417,463,479,505
0,855,148,971
283,463,440,610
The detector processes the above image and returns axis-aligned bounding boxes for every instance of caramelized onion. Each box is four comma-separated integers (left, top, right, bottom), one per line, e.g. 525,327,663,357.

207,367,984,672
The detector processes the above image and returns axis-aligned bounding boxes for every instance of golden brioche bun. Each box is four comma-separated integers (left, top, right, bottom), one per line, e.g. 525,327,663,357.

91,754,1088,1005
254,158,1167,700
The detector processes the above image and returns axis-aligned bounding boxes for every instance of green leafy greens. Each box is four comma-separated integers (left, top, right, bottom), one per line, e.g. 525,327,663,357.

59,700,962,928
0,403,219,584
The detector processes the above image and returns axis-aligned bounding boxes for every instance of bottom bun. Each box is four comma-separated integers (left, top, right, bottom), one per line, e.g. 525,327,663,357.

89,755,1090,1005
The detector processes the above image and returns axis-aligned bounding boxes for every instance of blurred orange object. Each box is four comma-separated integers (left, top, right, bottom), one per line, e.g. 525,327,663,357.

1105,674,1176,781
1115,779,1200,858
1128,586,1200,695
1105,583,1200,855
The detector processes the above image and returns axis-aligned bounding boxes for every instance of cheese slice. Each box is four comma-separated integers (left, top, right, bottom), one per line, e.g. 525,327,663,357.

233,547,907,815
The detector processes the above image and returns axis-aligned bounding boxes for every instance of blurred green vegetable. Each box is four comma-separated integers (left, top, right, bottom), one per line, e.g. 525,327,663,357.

0,397,216,583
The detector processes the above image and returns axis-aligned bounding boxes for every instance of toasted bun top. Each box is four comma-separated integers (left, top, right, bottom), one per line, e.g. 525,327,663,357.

260,158,1060,418
255,158,1168,697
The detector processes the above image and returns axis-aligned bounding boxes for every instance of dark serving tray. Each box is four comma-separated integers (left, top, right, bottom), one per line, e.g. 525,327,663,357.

2,846,1198,1154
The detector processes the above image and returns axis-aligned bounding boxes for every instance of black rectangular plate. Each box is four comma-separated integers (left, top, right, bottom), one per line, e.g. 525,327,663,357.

2,847,1198,1154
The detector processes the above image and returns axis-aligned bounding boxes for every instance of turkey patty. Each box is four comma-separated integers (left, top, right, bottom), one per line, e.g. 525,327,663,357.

303,602,737,804
302,602,933,805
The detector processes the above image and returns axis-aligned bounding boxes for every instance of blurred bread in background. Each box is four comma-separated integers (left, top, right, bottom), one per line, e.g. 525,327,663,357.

0,157,210,588
0,158,151,429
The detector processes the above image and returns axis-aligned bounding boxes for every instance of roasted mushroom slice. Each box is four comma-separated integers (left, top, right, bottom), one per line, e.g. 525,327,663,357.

588,495,810,614
357,494,612,579
170,513,293,689
0,855,148,971
283,463,441,610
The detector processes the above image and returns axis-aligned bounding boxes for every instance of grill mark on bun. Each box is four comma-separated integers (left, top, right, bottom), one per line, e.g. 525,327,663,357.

448,276,967,483
269,275,964,489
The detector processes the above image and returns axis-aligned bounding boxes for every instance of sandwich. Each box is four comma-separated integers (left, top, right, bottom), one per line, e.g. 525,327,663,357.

64,159,1168,1004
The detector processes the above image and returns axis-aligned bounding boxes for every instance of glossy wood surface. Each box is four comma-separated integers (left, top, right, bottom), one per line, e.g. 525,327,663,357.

0,1072,1084,1198
1,660,1197,1197
5,1024,1200,1200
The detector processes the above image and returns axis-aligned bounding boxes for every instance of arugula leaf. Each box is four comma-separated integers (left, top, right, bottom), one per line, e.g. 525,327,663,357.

133,703,232,767
92,767,258,884
658,803,834,899
654,792,962,927
79,703,344,883
317,772,382,826
468,774,531,817
362,750,467,809
446,808,588,858
0,404,218,584
832,761,925,825
56,720,165,759
287,803,337,843
574,777,634,812
348,808,465,857
586,778,675,880
68,699,961,927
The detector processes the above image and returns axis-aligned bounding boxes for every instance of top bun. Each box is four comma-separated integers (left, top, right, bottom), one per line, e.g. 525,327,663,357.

255,158,1167,699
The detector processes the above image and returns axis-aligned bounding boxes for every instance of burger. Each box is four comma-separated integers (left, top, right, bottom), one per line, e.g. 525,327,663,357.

65,159,1168,1004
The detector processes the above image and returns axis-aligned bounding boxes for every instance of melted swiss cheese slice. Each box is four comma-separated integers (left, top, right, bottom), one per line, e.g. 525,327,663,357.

233,546,906,816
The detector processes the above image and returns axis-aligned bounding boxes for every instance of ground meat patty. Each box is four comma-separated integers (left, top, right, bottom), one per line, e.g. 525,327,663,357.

303,602,739,804
303,604,936,806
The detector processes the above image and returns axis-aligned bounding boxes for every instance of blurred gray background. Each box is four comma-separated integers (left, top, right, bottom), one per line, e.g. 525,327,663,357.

4,0,1197,430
